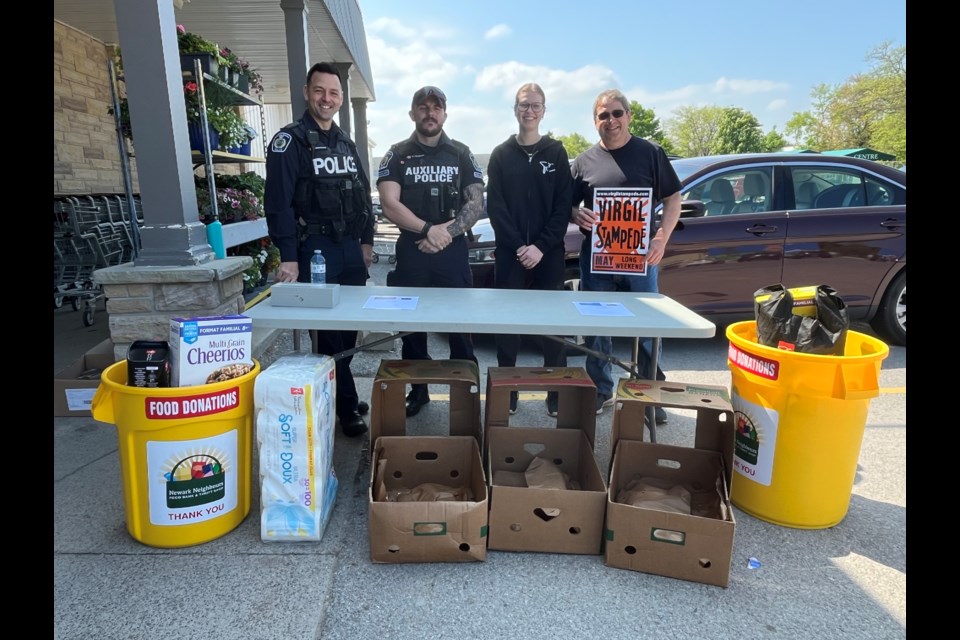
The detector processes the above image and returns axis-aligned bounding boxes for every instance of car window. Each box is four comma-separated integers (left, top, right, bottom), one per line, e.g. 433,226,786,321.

682,166,772,216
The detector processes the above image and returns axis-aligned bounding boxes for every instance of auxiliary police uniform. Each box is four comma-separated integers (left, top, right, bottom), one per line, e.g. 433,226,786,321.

376,132,484,407
264,112,374,432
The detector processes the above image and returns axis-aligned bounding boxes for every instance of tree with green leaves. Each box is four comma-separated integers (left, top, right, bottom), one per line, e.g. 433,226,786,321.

665,105,724,158
626,101,676,155
553,131,592,160
784,41,905,162
711,107,766,155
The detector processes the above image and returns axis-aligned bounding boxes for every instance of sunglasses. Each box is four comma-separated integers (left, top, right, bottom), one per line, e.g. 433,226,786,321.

596,109,626,121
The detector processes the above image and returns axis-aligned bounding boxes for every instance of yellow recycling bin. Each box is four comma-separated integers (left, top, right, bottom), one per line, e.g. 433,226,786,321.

726,322,888,529
91,360,259,548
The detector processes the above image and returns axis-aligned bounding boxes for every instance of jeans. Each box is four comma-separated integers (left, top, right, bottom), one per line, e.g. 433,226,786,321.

578,247,665,398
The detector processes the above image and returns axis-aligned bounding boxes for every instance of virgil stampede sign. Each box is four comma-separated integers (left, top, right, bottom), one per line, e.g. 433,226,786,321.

590,187,652,276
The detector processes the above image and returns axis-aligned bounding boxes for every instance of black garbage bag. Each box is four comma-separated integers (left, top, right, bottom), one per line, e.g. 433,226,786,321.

754,284,849,355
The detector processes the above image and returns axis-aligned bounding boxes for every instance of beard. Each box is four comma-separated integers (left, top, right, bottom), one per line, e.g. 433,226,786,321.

415,119,443,138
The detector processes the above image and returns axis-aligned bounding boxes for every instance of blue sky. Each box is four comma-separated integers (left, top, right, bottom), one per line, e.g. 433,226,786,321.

358,0,906,157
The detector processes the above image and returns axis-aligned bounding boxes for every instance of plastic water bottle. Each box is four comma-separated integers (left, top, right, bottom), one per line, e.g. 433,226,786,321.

310,249,326,284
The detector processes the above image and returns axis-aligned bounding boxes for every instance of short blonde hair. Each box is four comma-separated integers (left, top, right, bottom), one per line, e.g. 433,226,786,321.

515,82,546,106
593,89,629,118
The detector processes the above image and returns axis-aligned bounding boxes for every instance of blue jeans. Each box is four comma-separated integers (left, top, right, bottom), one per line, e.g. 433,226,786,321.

578,247,665,397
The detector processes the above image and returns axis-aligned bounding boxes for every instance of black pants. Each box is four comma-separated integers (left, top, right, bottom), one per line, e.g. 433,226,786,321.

390,232,477,400
493,247,567,369
298,233,368,417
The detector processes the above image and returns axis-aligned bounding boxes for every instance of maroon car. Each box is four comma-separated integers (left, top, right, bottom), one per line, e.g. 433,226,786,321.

468,153,906,346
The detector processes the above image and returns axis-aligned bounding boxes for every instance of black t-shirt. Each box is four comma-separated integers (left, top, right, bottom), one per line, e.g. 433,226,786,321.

571,136,681,236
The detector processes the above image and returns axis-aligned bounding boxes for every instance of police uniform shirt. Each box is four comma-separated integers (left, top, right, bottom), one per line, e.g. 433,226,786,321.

375,131,484,227
264,113,374,262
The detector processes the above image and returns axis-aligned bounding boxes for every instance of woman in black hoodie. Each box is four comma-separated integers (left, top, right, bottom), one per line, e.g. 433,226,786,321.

486,83,574,416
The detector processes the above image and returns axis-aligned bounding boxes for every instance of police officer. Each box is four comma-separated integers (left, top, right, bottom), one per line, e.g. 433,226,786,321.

264,62,374,437
376,86,486,417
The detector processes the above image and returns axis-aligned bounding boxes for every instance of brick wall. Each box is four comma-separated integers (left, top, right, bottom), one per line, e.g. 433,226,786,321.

54,20,139,195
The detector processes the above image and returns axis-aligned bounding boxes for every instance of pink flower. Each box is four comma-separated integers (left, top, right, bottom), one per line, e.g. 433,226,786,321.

176,24,185,34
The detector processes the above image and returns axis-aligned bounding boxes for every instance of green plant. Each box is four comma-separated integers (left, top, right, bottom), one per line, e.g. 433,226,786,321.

206,107,250,150
215,172,266,200
177,24,223,63
230,238,280,292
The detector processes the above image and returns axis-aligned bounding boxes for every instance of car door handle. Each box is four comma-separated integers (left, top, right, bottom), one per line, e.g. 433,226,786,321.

745,224,778,235
880,218,905,229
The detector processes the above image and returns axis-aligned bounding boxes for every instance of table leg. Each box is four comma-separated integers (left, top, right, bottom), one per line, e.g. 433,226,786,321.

646,337,661,443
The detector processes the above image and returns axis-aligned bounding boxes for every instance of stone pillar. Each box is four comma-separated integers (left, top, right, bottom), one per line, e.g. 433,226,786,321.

352,97,370,179
332,63,353,137
94,257,252,361
280,0,310,119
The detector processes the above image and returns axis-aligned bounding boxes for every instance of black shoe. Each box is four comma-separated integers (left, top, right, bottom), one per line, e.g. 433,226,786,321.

509,391,519,415
545,392,558,417
596,393,614,415
655,407,668,425
357,401,369,416
340,412,368,438
405,394,430,417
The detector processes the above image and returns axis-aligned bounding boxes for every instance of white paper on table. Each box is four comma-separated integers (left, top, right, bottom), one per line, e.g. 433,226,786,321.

573,301,635,317
363,295,419,310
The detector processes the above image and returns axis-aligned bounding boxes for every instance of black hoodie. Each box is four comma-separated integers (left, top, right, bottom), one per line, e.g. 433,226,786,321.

485,135,572,258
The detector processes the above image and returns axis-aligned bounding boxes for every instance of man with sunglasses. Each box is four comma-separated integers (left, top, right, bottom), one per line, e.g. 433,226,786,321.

570,89,682,420
376,86,486,417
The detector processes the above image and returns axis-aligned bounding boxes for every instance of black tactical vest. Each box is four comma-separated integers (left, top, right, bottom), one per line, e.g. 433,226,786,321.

286,123,366,238
393,139,463,224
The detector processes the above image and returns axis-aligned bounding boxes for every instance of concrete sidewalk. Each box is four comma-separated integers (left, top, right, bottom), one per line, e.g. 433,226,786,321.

54,321,906,639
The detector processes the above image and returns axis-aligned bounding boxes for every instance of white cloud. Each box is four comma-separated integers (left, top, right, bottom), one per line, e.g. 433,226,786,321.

484,24,511,39
766,98,788,112
712,77,791,94
366,36,460,101
474,61,617,105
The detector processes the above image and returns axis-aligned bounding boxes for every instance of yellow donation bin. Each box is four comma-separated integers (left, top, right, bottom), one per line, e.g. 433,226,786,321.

91,360,259,547
725,322,888,529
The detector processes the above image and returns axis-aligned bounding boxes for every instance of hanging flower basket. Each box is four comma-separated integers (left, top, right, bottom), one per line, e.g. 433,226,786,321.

180,53,219,78
188,121,219,153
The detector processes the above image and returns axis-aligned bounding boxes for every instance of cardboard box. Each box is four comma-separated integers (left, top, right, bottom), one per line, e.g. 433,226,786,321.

369,436,488,563
269,282,341,308
604,379,737,587
168,315,254,387
53,339,118,417
484,367,597,447
611,379,735,478
486,426,607,554
605,439,736,587
370,359,481,444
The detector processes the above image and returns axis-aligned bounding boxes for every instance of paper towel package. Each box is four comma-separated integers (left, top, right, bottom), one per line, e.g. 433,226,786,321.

254,353,338,542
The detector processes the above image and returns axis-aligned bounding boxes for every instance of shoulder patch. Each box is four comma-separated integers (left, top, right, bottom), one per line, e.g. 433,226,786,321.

468,152,483,180
271,132,292,153
377,149,394,178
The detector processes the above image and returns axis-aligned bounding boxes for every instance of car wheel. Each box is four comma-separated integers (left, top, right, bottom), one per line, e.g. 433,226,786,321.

871,271,906,346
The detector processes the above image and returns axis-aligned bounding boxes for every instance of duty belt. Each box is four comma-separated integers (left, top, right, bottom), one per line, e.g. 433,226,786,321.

303,222,348,238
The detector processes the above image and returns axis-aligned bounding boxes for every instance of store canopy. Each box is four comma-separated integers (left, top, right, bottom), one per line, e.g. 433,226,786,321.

821,148,896,162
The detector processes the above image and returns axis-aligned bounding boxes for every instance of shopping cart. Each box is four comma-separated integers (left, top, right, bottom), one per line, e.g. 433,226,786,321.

372,239,396,264
54,196,141,326
371,221,399,264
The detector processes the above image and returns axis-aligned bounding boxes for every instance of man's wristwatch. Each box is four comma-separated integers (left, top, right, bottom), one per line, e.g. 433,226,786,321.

420,221,432,238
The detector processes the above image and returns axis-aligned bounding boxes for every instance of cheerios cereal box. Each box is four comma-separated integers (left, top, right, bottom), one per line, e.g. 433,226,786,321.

169,315,254,387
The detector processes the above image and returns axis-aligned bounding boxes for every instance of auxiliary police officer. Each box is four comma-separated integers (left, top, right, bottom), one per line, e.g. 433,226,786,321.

264,62,374,437
376,86,486,417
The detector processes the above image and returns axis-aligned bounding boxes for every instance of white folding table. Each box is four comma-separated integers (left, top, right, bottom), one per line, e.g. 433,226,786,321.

244,285,716,441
